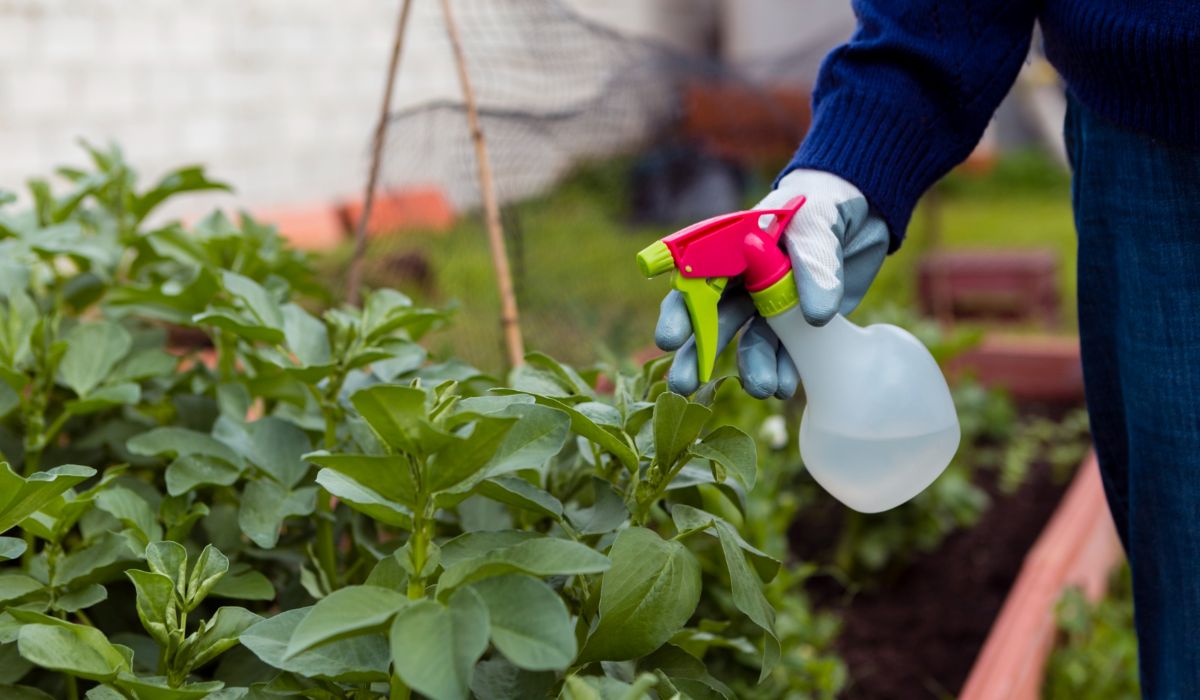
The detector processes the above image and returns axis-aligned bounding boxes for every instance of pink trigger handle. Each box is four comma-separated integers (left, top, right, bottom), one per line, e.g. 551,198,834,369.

662,196,806,292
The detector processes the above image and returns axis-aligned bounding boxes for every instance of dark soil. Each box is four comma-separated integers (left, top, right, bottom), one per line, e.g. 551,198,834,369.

796,461,1071,700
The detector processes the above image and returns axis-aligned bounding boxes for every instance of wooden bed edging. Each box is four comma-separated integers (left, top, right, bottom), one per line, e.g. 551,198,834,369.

959,451,1123,700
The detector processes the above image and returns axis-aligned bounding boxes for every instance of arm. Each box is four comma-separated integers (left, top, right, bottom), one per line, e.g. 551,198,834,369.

782,1,1041,250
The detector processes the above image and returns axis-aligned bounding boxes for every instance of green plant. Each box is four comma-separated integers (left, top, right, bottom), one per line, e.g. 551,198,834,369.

987,408,1091,494
0,145,841,699
1043,565,1139,700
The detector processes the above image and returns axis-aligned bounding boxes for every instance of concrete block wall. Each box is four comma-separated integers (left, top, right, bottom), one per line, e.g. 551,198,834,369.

0,0,716,221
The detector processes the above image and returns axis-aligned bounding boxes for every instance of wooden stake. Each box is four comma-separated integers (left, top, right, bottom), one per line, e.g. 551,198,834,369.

347,0,414,306
440,0,526,368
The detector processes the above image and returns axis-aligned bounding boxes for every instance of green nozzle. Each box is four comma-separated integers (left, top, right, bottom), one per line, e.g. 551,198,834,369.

636,240,674,278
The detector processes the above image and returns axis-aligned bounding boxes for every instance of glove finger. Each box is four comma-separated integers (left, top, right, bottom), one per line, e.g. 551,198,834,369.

737,317,780,399
667,292,756,395
774,344,800,400
837,198,890,315
784,197,845,327
655,290,693,351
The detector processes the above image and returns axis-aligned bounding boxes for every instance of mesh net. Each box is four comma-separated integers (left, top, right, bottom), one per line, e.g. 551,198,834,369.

380,0,732,209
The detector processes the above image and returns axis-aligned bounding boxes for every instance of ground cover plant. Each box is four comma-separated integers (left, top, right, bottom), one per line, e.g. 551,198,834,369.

0,145,843,699
1043,565,1139,700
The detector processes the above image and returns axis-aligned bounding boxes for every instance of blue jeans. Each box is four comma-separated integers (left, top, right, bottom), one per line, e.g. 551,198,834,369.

1066,95,1200,699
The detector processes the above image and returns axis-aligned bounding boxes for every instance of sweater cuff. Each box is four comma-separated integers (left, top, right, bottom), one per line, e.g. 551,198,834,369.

776,88,971,253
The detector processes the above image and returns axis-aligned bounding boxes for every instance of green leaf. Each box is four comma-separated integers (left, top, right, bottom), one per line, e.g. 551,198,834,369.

470,657,556,700
145,541,188,591
94,487,162,545
479,403,570,478
439,531,539,569
240,608,389,682
66,383,140,415
0,382,17,420
437,537,610,597
209,565,275,602
390,588,489,700
0,463,96,533
0,574,43,604
670,505,779,583
580,527,701,662
165,454,243,496
361,288,416,340
238,481,316,549
132,164,230,222
126,570,178,647
285,585,409,659
308,453,417,508
471,575,576,671
564,478,629,535
653,393,711,468
17,621,129,681
246,417,311,489
192,309,284,344
522,352,594,397
352,384,449,457
186,544,229,608
475,476,563,520
503,391,637,471
689,426,757,492
0,537,25,561
54,532,138,589
0,291,36,369
314,469,411,527
57,321,132,397
0,685,54,700
127,427,241,467
281,303,332,368
222,271,284,331
52,583,107,613
428,417,517,492
714,521,779,681
113,673,224,700
108,348,179,384
177,605,261,671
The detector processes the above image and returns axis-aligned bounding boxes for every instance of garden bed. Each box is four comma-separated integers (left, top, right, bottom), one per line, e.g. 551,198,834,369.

793,423,1082,698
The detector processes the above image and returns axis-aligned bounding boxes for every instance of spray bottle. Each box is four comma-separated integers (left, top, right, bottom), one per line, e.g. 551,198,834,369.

636,196,960,513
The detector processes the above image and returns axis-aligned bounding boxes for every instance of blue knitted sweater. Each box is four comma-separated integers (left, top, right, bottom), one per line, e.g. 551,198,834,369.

781,0,1200,251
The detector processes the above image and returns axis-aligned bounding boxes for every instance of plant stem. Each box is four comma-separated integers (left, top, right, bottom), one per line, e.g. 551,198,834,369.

64,674,78,700
407,501,432,600
390,672,412,699
672,521,714,542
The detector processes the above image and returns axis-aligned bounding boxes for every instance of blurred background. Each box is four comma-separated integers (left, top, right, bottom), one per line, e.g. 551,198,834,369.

0,0,1073,370
0,1,1134,698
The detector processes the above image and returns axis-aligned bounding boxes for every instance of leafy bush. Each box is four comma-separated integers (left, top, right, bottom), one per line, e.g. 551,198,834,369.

0,145,841,699
1043,565,1139,700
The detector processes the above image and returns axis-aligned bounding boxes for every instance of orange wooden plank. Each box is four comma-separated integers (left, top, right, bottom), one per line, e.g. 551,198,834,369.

959,452,1123,700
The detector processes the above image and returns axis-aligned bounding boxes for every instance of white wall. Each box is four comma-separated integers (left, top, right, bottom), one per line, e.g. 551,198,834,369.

0,0,714,220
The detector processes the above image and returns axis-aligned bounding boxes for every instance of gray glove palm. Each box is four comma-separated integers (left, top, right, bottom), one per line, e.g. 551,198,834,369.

656,169,890,398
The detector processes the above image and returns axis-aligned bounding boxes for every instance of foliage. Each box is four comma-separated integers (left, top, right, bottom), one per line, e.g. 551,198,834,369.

1043,565,1139,700
0,145,841,699
985,408,1091,495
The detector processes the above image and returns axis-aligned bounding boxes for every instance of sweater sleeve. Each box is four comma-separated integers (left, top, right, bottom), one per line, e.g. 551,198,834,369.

779,1,1040,251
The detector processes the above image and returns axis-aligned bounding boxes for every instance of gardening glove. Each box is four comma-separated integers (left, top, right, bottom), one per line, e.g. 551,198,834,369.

656,168,890,399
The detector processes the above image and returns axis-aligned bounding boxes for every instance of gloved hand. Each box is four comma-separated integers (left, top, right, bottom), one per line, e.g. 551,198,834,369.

656,168,891,398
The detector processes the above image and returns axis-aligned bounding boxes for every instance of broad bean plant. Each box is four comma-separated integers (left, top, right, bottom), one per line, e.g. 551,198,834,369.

0,145,841,699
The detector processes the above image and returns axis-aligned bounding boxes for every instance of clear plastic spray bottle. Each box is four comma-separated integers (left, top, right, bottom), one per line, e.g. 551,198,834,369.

637,196,960,513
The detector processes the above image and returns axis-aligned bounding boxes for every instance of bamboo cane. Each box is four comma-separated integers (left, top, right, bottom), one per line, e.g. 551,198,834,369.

347,0,414,306
440,0,526,368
